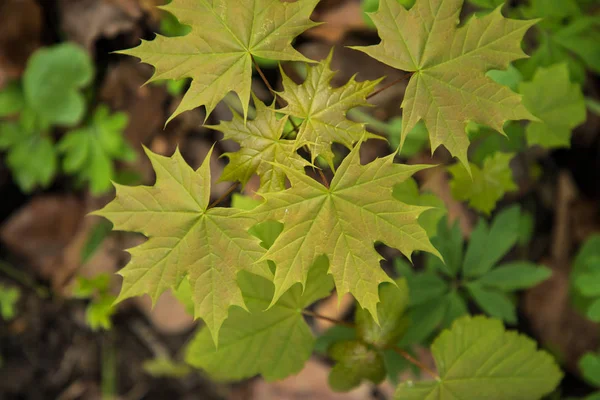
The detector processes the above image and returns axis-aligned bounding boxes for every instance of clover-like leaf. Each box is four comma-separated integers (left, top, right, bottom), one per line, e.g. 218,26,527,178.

278,50,383,165
352,0,536,166
121,0,319,123
395,316,562,400
58,105,136,195
448,152,517,215
210,96,310,192
185,258,333,381
93,147,272,343
253,143,440,322
520,63,586,149
23,43,93,126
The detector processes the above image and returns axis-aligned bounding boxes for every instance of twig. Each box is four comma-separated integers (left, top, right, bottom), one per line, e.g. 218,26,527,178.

317,169,330,189
301,309,354,328
390,345,439,380
208,182,239,209
251,56,300,134
0,260,49,298
366,73,413,100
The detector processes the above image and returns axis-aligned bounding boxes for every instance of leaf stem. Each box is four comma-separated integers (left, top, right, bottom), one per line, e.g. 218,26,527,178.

251,56,300,134
390,345,439,380
366,73,412,100
208,182,240,209
301,309,354,328
0,260,49,298
317,169,330,189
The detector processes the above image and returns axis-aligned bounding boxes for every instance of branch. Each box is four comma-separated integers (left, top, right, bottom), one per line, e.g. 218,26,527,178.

208,182,239,209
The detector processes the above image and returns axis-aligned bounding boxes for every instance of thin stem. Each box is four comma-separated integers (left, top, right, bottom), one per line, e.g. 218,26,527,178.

317,169,330,189
390,345,439,380
301,309,354,328
0,260,49,298
208,182,239,209
366,73,412,100
251,56,300,133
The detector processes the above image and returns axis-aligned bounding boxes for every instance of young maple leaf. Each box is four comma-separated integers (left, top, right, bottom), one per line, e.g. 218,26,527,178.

252,144,440,321
209,96,310,193
93,147,272,344
121,0,319,123
278,50,383,166
352,0,537,167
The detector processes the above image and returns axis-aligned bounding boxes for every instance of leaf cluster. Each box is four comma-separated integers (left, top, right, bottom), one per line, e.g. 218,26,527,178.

0,43,134,194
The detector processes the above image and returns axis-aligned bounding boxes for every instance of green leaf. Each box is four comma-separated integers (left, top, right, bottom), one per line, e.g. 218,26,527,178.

570,235,600,314
517,211,534,246
81,220,113,264
72,273,111,298
478,262,552,291
441,290,468,328
93,147,272,344
0,81,25,117
362,0,416,29
278,50,382,165
587,298,600,322
486,64,523,92
23,43,93,126
448,152,517,215
405,272,449,306
122,0,319,123
314,325,357,354
86,294,116,330
353,0,536,166
399,299,447,346
0,285,20,321
58,105,135,195
356,279,410,348
392,177,447,237
185,259,333,381
254,144,439,322
386,118,429,158
328,340,386,392
579,352,600,387
173,277,195,317
427,217,464,278
466,281,517,324
520,64,586,149
6,133,57,192
468,121,526,166
211,96,309,192
575,271,600,297
395,316,563,399
462,205,521,278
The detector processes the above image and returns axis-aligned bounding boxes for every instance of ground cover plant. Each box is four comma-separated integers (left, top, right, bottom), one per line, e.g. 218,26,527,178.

1,0,599,398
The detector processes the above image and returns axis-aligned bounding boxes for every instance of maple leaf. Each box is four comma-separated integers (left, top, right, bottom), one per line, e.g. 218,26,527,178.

253,144,440,321
278,50,383,166
185,258,333,381
519,63,586,149
121,0,319,123
209,96,310,193
93,147,271,344
352,0,537,166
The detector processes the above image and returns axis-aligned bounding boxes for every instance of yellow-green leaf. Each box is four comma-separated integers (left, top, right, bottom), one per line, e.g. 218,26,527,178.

520,63,587,149
278,50,383,166
253,144,440,323
352,0,537,167
93,147,271,344
448,152,517,215
121,0,319,123
210,96,310,192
